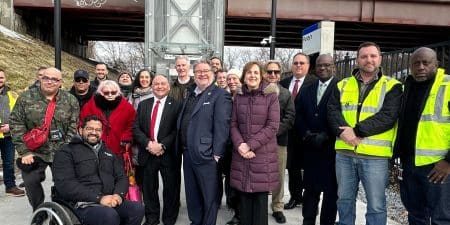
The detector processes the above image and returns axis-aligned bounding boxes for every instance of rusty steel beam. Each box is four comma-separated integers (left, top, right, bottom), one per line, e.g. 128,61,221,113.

14,0,450,27
14,0,144,12
227,0,450,26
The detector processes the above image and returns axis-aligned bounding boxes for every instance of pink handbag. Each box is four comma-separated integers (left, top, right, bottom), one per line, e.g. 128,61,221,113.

126,185,141,202
123,145,141,202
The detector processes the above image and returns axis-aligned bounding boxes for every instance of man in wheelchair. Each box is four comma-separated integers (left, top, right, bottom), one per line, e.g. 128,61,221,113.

51,115,144,225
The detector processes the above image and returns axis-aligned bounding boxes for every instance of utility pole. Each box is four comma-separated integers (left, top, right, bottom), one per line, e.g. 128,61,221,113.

144,0,150,68
54,0,61,69
269,0,277,59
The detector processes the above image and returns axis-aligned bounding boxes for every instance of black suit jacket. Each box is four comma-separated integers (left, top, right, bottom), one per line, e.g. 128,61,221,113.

133,96,181,166
280,74,317,103
280,74,317,168
294,77,339,188
295,77,338,144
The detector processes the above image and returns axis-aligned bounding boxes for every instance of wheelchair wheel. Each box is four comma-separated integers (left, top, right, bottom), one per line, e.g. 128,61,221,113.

30,202,74,225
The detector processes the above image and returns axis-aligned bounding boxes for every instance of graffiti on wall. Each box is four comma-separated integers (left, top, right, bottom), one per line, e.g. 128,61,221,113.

75,0,108,7
74,0,139,8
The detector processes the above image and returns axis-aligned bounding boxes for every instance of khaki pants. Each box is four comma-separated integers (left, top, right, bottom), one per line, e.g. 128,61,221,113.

271,145,287,212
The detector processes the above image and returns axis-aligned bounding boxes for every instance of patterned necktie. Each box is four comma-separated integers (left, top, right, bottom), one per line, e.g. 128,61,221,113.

149,100,160,141
292,79,300,99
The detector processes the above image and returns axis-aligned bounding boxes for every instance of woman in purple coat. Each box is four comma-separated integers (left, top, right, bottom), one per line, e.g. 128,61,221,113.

230,61,280,225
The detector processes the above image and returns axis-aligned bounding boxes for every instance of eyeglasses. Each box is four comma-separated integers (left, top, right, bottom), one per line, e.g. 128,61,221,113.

194,69,211,75
102,91,118,96
84,127,102,133
41,76,61,83
75,77,89,83
266,70,281,75
293,61,308,66
316,63,333,68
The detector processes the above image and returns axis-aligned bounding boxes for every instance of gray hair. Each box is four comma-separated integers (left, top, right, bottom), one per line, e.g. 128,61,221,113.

175,55,190,64
193,60,212,71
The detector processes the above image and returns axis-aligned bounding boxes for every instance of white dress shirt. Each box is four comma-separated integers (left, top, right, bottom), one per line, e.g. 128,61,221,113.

288,76,306,94
151,96,167,142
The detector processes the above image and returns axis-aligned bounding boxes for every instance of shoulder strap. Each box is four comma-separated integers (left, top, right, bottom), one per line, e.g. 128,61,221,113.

42,98,57,130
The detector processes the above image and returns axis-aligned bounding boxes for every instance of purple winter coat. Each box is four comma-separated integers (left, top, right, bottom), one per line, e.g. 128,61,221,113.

230,82,280,193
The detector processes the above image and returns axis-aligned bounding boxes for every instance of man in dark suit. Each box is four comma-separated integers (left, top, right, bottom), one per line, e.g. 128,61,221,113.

133,75,182,225
177,60,232,225
295,54,338,225
280,52,317,209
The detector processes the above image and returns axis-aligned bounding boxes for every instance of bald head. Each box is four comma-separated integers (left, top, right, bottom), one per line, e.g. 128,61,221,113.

152,75,170,99
45,67,62,77
40,67,62,97
315,54,335,82
410,47,438,82
316,54,333,64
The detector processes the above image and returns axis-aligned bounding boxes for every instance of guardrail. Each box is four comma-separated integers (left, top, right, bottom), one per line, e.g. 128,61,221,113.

336,40,450,80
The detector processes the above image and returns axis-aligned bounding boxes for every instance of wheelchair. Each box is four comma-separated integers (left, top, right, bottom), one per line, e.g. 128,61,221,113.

29,187,82,225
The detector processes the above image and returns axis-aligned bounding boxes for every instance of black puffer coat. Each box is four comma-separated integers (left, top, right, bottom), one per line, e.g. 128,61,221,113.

52,136,128,205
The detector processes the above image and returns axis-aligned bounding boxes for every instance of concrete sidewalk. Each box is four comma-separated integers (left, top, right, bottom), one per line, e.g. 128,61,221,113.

0,168,400,225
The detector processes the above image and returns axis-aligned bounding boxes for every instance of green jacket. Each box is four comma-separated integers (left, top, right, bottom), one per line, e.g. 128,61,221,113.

168,77,195,101
10,88,80,162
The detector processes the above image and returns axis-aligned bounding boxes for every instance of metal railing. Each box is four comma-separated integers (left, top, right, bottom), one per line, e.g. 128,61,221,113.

336,40,450,80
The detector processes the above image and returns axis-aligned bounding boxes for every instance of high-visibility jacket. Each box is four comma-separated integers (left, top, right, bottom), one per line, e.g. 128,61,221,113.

335,75,400,157
415,68,450,166
0,90,18,138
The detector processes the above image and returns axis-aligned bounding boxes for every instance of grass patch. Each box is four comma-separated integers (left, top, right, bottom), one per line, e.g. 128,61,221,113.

0,32,95,92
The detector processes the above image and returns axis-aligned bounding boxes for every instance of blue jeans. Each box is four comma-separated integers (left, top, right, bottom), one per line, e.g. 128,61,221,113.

400,157,450,225
0,137,16,189
335,153,388,225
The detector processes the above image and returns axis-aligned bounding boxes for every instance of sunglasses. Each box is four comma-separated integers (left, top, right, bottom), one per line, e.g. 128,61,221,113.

293,61,308,66
75,77,89,83
103,91,118,96
266,70,281,75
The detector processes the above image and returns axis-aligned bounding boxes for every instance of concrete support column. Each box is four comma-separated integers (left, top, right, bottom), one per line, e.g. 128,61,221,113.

0,0,14,29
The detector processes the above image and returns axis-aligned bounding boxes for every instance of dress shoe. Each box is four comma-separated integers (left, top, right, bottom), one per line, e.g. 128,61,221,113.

226,215,240,225
284,198,301,209
272,211,286,223
5,186,25,197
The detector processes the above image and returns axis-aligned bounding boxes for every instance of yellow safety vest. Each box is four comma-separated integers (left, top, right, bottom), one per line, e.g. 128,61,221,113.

335,75,400,157
415,68,450,166
0,91,17,138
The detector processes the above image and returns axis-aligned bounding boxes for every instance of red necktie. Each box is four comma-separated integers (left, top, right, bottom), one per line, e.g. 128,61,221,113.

149,100,160,141
292,79,300,99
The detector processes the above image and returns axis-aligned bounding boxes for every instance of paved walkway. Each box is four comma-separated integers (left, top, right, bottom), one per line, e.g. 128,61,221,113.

0,169,400,225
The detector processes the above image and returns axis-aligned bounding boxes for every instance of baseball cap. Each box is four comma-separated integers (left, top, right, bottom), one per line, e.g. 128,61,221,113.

74,69,89,80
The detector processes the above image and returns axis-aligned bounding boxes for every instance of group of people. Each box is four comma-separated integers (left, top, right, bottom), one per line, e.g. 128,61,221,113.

0,41,448,225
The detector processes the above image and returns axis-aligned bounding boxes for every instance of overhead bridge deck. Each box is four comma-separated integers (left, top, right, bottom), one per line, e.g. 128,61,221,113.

13,0,450,51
